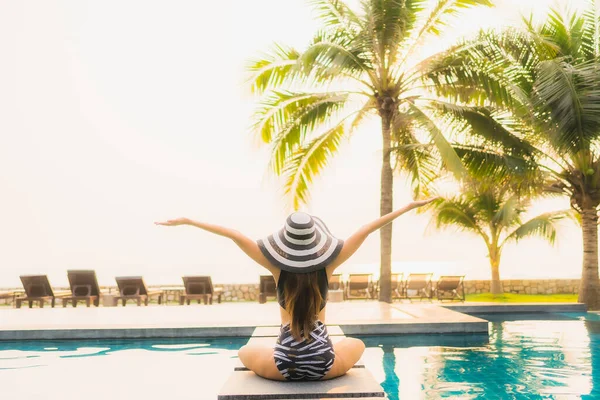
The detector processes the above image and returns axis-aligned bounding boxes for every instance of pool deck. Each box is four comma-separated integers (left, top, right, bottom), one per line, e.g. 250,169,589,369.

0,301,585,341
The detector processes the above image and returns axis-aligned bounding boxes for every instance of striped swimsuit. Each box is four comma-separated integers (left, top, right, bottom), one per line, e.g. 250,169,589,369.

274,321,335,380
274,270,335,380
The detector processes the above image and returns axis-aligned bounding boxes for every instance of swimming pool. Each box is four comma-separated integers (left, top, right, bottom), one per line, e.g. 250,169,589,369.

0,312,598,399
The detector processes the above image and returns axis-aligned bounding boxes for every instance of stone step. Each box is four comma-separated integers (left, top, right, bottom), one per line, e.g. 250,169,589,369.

246,335,348,347
217,368,386,399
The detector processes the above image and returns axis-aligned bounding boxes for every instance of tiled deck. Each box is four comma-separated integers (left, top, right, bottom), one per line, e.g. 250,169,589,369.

0,301,489,340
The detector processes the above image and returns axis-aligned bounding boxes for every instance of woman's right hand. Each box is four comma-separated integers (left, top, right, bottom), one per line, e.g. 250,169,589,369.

410,197,440,208
154,217,191,226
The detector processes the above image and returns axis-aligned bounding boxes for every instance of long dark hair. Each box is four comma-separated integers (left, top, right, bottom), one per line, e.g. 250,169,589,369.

283,271,323,341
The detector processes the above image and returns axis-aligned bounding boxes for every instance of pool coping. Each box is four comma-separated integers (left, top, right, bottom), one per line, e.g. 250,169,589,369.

0,322,490,341
0,326,257,341
0,302,585,341
442,302,587,314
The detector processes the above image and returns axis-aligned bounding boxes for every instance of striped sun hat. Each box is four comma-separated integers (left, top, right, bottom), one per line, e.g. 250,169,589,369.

257,212,344,273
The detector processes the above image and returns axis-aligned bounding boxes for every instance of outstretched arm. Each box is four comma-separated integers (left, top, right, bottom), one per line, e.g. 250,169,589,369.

327,198,438,271
155,218,278,275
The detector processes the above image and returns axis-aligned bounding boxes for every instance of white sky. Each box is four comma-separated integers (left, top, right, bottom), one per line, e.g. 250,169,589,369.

0,0,590,287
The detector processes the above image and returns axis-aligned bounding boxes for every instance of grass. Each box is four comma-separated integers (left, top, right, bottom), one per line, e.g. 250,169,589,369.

466,293,579,303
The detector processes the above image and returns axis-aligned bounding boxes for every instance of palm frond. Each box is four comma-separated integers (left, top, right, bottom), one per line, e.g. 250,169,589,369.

247,44,302,94
424,29,535,109
365,0,427,70
453,145,523,176
543,8,585,60
301,30,373,84
369,0,418,48
580,0,600,60
310,0,361,31
416,0,493,38
521,13,563,61
406,102,467,180
252,91,344,143
252,91,349,173
491,195,519,227
502,210,571,246
424,47,516,107
430,198,488,241
282,121,346,209
471,188,503,224
396,0,492,76
533,59,600,153
431,102,537,158
452,145,543,193
391,133,440,197
349,99,377,135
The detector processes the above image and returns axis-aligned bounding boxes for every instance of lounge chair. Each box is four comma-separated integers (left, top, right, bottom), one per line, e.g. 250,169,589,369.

392,273,405,300
114,276,164,306
16,275,67,308
435,275,466,302
328,274,344,291
62,270,101,307
367,274,404,300
344,273,375,300
179,276,222,305
403,273,433,302
258,275,277,304
0,290,15,305
326,274,345,302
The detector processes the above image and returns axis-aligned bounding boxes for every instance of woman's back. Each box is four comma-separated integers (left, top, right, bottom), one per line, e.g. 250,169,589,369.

275,268,331,328
276,269,329,310
272,268,336,380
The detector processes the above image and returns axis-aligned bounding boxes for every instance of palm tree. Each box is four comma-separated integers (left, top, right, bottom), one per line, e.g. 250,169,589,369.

427,3,600,308
430,181,568,294
247,0,492,302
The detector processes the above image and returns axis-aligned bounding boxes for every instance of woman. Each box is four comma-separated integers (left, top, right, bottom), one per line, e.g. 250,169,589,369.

155,198,436,381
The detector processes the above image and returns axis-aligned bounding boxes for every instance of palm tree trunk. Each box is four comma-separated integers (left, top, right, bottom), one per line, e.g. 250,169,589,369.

578,205,600,310
379,111,394,303
489,248,503,295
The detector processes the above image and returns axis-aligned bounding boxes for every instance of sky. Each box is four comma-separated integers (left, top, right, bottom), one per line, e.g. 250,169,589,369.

0,0,592,287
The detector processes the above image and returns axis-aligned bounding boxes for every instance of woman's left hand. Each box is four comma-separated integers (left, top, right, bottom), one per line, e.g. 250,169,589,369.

154,217,191,226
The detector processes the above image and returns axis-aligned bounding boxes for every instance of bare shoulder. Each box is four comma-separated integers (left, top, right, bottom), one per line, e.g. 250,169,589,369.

231,232,281,277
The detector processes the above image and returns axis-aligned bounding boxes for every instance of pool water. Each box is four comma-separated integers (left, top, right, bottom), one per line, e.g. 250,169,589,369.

1,313,599,399
360,312,599,399
0,337,246,399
